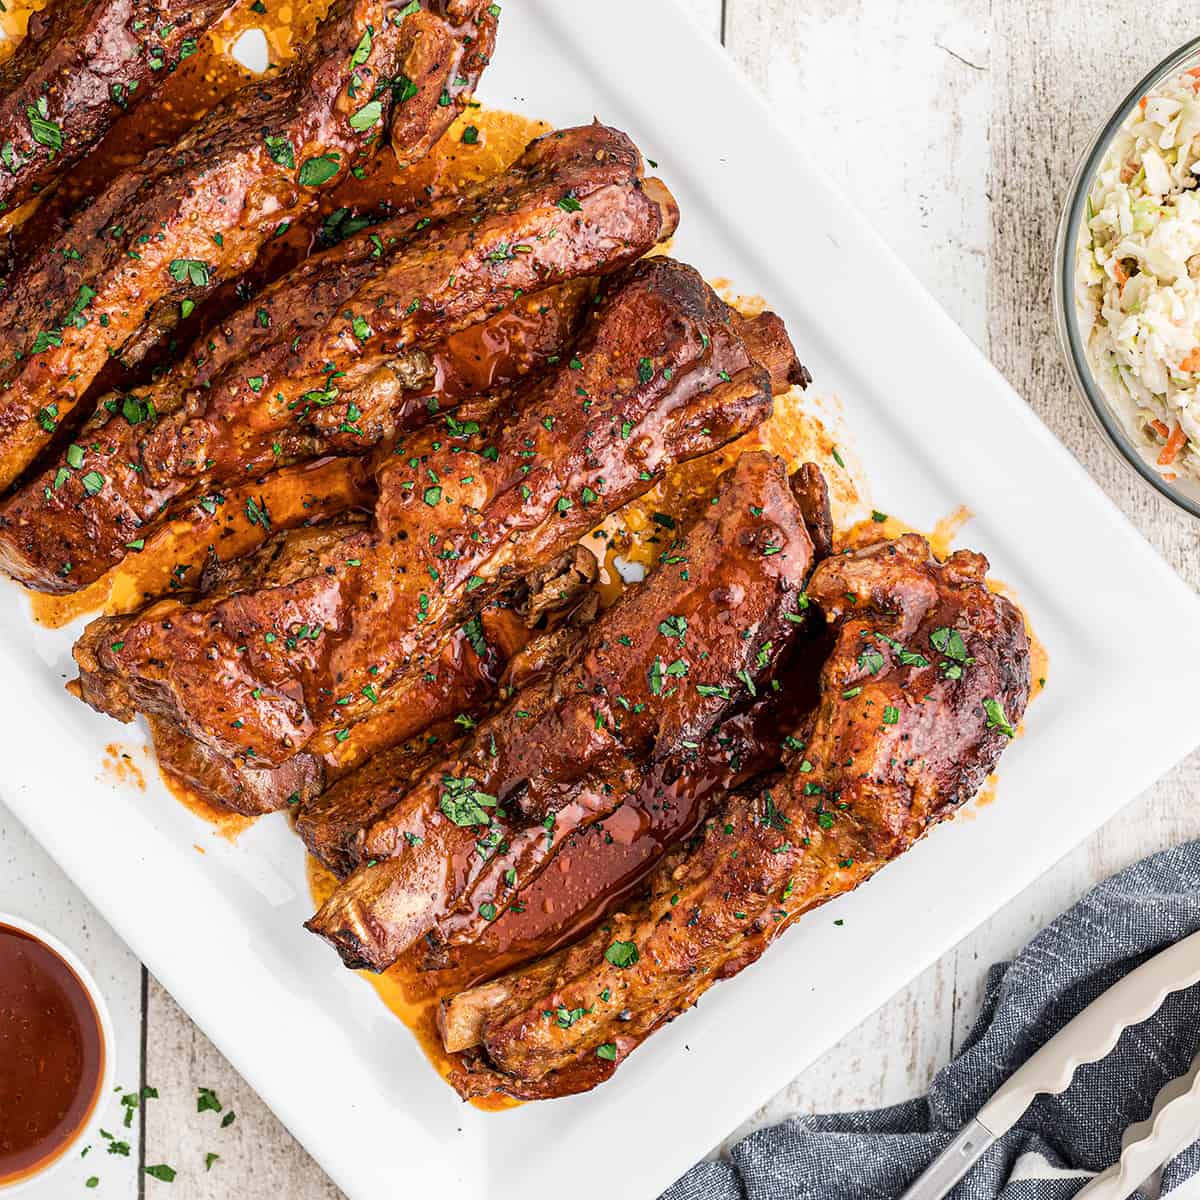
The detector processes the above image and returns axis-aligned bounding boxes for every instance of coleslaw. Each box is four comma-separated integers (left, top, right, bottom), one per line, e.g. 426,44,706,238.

1075,65,1200,480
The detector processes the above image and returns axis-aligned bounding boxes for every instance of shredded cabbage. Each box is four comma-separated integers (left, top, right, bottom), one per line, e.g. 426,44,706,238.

1076,67,1200,475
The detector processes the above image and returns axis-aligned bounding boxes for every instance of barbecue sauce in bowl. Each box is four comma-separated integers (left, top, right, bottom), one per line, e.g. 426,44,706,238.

0,924,105,1187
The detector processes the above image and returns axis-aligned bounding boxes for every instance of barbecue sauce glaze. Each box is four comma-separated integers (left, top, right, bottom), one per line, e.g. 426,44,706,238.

0,924,104,1184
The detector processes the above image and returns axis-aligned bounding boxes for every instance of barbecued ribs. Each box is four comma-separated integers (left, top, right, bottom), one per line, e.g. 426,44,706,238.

0,0,1036,1119
305,450,818,973
0,125,673,591
72,258,803,778
297,554,601,875
152,537,599,815
441,533,1031,1099
0,0,232,217
0,0,498,491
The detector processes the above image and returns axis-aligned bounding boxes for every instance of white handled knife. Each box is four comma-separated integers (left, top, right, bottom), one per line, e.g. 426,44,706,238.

900,927,1200,1200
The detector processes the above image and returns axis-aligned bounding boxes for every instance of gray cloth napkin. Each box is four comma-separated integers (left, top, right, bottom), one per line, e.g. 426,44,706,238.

662,841,1200,1200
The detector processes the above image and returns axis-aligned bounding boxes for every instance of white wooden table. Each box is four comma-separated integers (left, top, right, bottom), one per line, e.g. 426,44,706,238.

4,1,1200,1195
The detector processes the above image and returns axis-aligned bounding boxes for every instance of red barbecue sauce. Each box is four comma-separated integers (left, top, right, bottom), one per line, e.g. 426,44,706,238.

0,924,105,1185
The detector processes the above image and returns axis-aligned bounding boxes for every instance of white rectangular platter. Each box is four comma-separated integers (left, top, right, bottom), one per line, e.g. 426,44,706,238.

5,3,1200,1198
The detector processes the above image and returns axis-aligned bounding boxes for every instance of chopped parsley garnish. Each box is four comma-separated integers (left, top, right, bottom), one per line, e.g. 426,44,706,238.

298,154,340,187
349,99,383,132
604,939,639,968
931,626,969,662
349,26,372,67
658,615,687,643
168,258,210,287
982,697,1015,738
439,775,498,826
857,647,884,675
264,133,295,169
26,97,62,155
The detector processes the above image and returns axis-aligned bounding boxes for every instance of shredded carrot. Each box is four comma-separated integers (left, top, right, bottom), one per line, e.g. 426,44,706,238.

1158,422,1187,466
1186,67,1200,76
1164,472,1178,482
1183,348,1200,373
1140,96,1148,113
1151,418,1171,438
1114,260,1130,288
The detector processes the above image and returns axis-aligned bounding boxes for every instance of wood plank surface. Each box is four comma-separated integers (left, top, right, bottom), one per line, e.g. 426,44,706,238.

3,2,1198,1195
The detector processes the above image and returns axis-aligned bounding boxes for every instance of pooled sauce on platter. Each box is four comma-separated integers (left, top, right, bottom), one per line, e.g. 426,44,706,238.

0,925,105,1185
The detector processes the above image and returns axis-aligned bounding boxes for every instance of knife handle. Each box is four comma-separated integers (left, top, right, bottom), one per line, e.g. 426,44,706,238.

898,1120,996,1200
978,928,1200,1132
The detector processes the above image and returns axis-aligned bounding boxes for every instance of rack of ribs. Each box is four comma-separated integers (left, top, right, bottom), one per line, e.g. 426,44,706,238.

0,125,675,592
0,0,232,216
0,0,499,491
305,450,819,973
71,257,805,771
439,533,1032,1100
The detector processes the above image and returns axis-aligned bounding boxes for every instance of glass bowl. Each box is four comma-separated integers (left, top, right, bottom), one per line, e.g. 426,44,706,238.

1053,35,1200,519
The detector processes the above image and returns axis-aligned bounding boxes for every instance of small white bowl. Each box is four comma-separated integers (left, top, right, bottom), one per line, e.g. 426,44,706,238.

0,914,116,1194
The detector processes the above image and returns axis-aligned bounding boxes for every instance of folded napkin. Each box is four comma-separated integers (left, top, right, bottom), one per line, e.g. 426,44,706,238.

662,842,1200,1200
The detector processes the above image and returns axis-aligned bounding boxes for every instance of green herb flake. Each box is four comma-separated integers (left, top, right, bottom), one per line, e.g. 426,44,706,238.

349,26,372,67
603,939,639,968
349,99,383,132
264,133,295,168
298,154,340,187
168,258,210,287
982,697,1015,738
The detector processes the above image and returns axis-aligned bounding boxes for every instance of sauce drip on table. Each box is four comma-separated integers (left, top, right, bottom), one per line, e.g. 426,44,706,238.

0,924,105,1185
